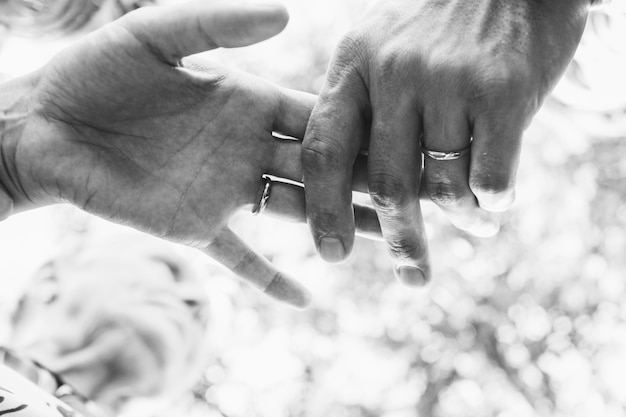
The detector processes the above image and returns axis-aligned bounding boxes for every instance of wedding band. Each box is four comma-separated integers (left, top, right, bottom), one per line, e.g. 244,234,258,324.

422,144,471,161
252,175,272,215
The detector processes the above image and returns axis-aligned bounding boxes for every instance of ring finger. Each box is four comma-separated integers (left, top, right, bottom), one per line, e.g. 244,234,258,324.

422,106,499,237
258,178,381,240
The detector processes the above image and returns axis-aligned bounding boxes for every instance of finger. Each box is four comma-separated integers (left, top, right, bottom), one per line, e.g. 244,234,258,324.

270,137,302,182
422,107,499,237
368,95,430,286
302,92,367,263
470,115,524,212
269,139,369,193
260,180,382,239
203,227,311,309
274,88,317,139
353,204,383,241
268,143,461,199
123,1,289,65
301,34,372,263
353,152,369,194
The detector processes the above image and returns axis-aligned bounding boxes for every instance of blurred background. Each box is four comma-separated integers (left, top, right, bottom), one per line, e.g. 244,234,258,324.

1,1,626,417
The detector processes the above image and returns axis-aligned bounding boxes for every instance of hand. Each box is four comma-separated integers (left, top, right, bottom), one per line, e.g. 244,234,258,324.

302,0,591,284
0,1,380,308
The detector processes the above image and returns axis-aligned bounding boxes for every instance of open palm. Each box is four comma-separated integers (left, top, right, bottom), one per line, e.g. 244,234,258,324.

8,2,321,307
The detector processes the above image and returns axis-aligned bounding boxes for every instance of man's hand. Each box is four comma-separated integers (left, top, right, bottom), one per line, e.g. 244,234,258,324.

0,1,380,308
302,0,591,284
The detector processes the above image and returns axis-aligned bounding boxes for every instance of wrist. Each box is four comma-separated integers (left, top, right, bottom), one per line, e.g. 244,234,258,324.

0,71,45,215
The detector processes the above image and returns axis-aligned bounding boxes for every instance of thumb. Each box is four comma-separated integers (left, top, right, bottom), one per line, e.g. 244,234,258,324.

122,1,289,65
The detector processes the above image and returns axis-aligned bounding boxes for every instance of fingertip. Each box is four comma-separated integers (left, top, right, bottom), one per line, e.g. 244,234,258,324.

265,3,290,24
204,2,290,49
477,189,516,212
126,0,292,62
395,265,430,287
248,2,290,38
264,274,312,310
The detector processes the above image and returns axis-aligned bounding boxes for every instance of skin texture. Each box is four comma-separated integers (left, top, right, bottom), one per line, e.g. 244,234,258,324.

0,1,381,309
301,0,592,284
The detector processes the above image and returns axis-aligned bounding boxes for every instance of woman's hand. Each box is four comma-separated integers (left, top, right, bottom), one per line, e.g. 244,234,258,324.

0,1,379,308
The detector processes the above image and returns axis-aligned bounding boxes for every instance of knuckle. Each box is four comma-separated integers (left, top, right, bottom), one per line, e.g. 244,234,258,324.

302,136,345,175
425,181,469,208
373,44,419,86
369,173,410,212
328,30,369,81
387,238,422,261
230,248,259,276
263,272,284,294
485,56,530,84
468,57,533,106
335,29,368,60
376,47,402,76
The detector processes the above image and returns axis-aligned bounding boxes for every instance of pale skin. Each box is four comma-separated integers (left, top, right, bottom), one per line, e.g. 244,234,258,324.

302,0,593,284
0,1,381,309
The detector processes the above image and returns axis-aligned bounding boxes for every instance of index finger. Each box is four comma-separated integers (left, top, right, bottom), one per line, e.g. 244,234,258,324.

302,45,370,263
368,92,430,286
204,227,312,309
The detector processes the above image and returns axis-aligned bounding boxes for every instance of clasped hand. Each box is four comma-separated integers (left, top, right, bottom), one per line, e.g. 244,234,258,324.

0,0,592,308
302,0,590,284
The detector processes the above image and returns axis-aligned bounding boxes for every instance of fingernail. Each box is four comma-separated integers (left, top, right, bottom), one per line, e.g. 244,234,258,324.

320,237,346,263
264,274,312,310
396,266,427,287
479,190,516,212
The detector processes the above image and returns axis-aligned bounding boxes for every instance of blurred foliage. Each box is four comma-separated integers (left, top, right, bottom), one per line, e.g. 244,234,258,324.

1,1,626,417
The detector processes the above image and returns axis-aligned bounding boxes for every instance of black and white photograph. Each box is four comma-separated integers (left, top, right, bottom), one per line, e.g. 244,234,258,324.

0,0,625,416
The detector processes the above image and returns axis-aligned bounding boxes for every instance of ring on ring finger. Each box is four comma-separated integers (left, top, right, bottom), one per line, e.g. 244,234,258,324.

421,144,471,161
